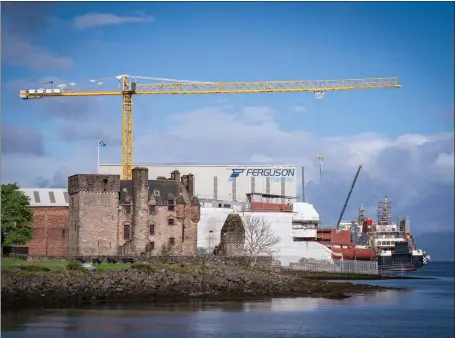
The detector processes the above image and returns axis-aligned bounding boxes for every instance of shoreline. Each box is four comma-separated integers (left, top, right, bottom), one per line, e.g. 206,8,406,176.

1,264,406,310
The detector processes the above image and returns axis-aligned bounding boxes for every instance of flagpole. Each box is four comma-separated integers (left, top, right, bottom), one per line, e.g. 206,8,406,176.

97,139,100,174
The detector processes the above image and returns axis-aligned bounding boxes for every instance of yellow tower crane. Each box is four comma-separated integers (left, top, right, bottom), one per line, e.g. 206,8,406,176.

19,76,401,180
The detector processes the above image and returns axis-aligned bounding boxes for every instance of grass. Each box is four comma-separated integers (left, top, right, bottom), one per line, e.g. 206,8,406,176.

1,258,132,272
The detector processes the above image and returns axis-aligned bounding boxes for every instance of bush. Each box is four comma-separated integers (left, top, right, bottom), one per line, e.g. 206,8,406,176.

66,261,83,270
131,263,155,273
21,265,49,272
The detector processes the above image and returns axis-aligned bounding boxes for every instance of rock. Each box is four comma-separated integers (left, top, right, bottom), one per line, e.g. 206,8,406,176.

1,264,394,309
323,292,349,299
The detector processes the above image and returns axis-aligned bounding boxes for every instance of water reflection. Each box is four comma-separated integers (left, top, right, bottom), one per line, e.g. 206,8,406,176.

3,263,453,337
2,288,407,333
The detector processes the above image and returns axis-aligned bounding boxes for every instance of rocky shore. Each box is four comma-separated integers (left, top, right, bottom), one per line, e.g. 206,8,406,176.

1,264,402,309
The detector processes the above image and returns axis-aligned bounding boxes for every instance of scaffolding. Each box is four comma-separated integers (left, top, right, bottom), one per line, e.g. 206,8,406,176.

377,196,392,225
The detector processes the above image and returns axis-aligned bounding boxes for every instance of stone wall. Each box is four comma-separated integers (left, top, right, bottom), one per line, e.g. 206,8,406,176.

68,174,120,256
22,207,68,256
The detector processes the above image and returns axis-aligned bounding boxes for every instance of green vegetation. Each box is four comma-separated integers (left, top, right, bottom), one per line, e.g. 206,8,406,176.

1,258,132,272
1,183,33,246
66,261,83,270
130,262,214,274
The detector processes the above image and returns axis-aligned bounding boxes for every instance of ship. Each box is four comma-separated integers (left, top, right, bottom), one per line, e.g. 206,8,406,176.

290,197,428,271
197,165,428,271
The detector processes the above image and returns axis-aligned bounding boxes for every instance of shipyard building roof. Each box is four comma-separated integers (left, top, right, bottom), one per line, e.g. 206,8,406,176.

20,188,69,207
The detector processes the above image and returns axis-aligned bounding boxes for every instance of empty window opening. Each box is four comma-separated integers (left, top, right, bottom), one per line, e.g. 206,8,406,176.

150,241,155,250
169,237,175,246
149,205,156,214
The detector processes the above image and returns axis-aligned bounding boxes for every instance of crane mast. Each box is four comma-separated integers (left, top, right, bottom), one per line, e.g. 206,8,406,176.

18,76,401,180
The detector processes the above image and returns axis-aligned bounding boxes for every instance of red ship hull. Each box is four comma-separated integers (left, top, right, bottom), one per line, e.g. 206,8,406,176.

330,246,377,260
316,227,376,261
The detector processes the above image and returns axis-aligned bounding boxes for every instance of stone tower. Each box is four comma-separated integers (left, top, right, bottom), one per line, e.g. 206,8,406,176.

68,174,120,256
220,214,245,256
132,167,150,254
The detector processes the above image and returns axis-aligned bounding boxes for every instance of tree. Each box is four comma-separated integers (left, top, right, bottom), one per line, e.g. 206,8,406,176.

1,183,33,246
159,242,173,257
197,247,208,255
243,215,280,266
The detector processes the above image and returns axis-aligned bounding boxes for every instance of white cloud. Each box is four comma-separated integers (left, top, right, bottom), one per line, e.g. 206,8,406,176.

73,13,154,29
434,152,454,183
292,106,307,112
1,31,73,70
2,105,453,235
241,106,276,123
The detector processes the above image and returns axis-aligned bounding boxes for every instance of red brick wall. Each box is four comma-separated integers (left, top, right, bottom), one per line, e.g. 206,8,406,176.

25,207,69,256
250,202,293,212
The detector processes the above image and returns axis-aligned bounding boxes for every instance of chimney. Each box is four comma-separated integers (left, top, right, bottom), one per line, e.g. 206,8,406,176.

187,173,195,196
170,170,181,182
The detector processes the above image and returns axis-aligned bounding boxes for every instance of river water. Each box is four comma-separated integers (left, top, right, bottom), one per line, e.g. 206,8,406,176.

2,262,454,338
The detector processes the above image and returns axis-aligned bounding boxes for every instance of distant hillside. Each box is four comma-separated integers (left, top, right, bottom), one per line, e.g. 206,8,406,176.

414,232,454,261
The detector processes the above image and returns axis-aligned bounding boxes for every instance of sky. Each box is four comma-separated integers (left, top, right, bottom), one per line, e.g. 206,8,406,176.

1,2,454,259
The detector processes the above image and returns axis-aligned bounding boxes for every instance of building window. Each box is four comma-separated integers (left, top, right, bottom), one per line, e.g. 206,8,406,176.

49,191,56,203
168,199,175,211
232,178,237,202
214,176,218,200
124,224,131,240
33,191,41,203
150,241,155,250
149,205,156,214
149,224,155,235
168,218,174,226
169,237,175,246
64,191,69,203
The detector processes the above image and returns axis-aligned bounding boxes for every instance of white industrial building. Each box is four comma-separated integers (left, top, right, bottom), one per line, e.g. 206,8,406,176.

197,201,333,266
99,164,297,203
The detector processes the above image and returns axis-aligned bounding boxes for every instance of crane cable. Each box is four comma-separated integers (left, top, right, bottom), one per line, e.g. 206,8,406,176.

316,110,324,180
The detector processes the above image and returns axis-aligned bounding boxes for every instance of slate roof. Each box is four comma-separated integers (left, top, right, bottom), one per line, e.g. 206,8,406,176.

120,180,181,205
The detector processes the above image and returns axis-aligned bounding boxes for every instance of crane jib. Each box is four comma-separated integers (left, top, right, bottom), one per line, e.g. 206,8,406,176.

18,77,401,179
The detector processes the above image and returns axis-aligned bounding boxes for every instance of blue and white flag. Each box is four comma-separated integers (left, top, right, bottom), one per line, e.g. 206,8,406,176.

98,140,106,148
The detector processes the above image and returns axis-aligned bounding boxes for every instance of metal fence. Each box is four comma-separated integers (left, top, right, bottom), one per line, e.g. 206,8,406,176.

287,259,379,275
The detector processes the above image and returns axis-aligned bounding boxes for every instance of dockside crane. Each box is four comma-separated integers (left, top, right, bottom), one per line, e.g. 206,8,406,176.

19,76,401,180
336,164,363,229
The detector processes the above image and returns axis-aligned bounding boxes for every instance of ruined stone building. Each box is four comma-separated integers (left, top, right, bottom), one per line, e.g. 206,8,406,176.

218,214,245,256
68,167,200,257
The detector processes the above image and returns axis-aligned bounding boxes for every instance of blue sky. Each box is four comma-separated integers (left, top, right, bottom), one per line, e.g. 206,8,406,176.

2,2,454,137
1,2,454,258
